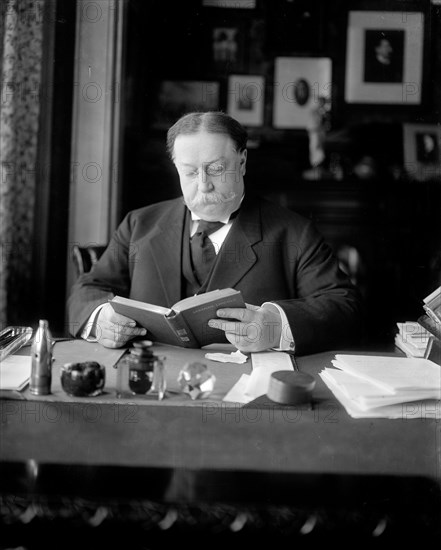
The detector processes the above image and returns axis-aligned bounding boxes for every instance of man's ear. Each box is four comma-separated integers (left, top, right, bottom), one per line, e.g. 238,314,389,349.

239,149,247,176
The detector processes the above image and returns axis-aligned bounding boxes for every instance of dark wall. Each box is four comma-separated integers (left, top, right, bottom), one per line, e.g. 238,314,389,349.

119,0,440,347
34,0,76,335
121,0,439,213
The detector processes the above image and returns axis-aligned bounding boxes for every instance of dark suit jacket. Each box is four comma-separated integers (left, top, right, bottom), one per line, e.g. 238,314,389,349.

68,195,361,354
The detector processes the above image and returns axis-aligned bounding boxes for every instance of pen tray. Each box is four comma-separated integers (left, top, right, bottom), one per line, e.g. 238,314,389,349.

0,326,33,362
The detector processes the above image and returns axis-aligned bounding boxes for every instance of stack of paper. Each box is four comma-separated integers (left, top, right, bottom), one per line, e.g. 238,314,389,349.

0,355,31,395
395,321,430,358
320,354,441,419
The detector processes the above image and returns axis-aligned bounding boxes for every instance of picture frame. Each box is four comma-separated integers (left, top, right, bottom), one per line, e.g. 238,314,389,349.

272,57,332,129
154,81,220,129
345,11,424,104
211,26,245,73
403,123,441,181
227,75,265,127
202,0,256,8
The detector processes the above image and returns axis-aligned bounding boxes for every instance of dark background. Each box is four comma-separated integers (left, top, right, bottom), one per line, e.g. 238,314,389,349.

118,0,441,347
29,0,441,345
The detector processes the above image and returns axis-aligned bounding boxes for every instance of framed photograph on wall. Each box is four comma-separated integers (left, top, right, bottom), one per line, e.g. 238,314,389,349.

345,11,424,104
272,57,332,129
203,0,256,8
154,81,219,129
403,123,441,181
227,75,265,127
211,27,245,73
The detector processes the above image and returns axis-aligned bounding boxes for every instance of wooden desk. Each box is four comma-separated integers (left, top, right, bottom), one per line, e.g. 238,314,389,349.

1,348,440,544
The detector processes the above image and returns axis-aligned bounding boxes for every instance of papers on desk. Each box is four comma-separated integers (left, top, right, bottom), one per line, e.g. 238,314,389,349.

0,355,31,391
320,354,441,419
223,351,293,404
205,350,248,364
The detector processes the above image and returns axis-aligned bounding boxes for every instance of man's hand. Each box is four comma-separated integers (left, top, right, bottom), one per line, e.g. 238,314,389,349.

208,303,282,352
94,303,147,348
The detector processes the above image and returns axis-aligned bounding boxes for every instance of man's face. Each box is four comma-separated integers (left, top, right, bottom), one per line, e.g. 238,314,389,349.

173,131,246,221
376,39,393,64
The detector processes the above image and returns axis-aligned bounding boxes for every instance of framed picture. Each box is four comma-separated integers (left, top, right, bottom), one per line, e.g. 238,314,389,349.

211,26,245,73
227,75,265,127
203,0,255,8
403,123,441,181
272,57,332,129
345,11,424,104
154,81,219,129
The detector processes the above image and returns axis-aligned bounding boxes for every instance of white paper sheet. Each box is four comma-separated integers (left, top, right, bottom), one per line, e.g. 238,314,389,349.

245,351,293,399
0,355,31,390
205,350,248,364
222,374,253,404
321,368,441,411
320,371,441,419
333,355,441,393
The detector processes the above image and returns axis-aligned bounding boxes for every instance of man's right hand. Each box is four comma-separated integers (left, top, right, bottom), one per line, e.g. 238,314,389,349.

95,303,147,348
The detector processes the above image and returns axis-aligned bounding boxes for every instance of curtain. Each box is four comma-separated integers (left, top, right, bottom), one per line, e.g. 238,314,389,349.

0,0,45,326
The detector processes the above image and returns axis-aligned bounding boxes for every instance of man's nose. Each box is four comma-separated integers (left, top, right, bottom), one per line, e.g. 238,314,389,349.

198,170,214,192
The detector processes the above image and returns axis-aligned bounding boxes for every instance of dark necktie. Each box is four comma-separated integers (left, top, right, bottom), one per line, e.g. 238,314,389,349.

190,220,225,285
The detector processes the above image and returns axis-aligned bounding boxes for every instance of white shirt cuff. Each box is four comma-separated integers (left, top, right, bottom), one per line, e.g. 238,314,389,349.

81,304,106,341
261,302,295,352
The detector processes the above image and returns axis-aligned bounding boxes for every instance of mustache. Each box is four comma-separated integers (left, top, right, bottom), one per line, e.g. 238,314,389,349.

186,190,238,207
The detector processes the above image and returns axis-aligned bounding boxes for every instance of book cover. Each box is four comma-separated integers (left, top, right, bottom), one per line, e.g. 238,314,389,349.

109,288,245,348
394,335,426,358
418,315,441,341
422,286,441,324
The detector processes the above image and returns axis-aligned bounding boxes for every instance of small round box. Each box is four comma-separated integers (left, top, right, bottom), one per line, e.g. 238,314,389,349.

267,371,315,405
60,361,105,397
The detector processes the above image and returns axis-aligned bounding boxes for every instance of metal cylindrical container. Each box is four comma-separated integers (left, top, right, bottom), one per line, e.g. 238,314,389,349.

30,320,53,395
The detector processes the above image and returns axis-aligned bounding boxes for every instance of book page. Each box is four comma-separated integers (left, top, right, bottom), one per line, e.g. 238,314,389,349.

172,288,242,312
175,289,245,347
111,296,171,315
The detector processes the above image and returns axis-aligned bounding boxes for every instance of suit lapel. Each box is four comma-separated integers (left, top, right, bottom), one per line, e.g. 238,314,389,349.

149,200,186,305
208,196,262,290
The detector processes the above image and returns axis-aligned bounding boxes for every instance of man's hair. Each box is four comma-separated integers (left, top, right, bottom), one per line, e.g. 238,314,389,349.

166,111,248,160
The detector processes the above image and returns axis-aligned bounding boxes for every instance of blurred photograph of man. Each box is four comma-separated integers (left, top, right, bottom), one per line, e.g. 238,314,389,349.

364,30,404,83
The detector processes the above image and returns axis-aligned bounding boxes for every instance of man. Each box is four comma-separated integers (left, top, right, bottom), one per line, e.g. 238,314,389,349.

364,33,404,84
68,112,361,354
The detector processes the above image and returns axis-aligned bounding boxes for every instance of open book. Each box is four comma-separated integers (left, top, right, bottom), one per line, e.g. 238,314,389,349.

109,288,245,348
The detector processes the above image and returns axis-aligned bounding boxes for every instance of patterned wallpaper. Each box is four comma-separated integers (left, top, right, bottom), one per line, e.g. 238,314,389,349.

0,0,44,326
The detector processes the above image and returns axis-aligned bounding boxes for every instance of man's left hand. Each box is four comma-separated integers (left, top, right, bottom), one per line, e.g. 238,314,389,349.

208,304,282,352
